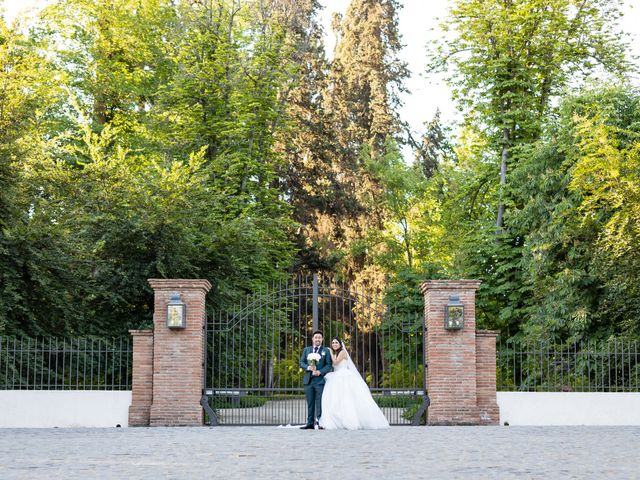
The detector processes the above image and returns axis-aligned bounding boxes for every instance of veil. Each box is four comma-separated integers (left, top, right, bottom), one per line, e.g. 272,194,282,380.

339,340,371,390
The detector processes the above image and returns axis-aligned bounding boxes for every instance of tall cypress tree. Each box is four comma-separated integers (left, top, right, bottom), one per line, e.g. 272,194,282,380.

282,0,409,284
328,0,408,156
269,0,345,271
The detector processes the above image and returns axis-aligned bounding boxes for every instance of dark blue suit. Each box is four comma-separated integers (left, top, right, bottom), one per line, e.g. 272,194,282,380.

300,346,333,426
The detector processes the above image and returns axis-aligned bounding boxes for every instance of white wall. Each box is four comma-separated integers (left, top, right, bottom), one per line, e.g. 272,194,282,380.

498,392,640,426
3,390,640,427
0,391,131,428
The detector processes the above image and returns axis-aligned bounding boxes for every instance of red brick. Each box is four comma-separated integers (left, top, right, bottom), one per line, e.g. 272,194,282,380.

128,330,153,426
422,280,499,426
128,279,211,427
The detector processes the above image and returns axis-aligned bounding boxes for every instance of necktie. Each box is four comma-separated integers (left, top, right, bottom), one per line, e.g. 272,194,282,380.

314,346,319,354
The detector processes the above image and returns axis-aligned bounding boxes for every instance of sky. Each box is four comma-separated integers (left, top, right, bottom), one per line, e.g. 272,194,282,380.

3,0,640,139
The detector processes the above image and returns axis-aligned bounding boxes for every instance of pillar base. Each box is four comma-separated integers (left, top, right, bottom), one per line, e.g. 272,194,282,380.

427,407,480,426
478,405,500,425
150,403,203,427
128,405,151,427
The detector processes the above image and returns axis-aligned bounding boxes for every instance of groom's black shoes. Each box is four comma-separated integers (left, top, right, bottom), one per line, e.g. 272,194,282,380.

299,423,323,430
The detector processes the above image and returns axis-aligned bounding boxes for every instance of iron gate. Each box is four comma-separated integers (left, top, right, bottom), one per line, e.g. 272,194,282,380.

201,274,428,425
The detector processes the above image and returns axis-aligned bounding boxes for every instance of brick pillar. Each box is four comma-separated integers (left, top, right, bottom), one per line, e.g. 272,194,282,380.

421,280,482,425
128,330,154,426
148,279,211,426
476,330,500,425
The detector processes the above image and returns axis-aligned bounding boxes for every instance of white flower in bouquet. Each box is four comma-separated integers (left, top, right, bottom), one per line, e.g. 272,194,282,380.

307,352,321,366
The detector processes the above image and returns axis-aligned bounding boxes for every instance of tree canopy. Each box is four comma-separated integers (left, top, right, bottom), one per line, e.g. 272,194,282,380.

0,0,638,344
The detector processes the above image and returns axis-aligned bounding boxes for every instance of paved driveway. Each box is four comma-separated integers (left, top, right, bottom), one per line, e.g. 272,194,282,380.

1,426,639,479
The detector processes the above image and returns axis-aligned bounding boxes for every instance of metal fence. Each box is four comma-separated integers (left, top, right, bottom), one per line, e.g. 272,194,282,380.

204,274,427,426
0,336,132,390
497,339,640,392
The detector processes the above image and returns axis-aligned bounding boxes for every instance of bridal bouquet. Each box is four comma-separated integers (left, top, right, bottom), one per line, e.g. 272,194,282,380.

307,352,321,366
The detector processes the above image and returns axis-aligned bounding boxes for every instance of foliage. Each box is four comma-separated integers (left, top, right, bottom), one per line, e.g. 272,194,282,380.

380,361,424,389
374,395,424,423
281,0,409,294
0,0,298,335
207,395,268,409
273,357,303,389
427,0,633,340
511,86,640,340
0,0,639,352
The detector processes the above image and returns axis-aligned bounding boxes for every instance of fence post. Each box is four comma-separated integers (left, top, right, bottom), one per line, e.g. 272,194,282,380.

476,330,500,425
128,330,153,426
312,273,319,332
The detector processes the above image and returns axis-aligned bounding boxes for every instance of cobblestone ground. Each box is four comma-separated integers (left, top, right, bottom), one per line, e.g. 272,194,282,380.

1,426,639,479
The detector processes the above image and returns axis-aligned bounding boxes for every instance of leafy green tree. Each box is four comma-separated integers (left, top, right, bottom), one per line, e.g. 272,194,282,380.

0,0,299,336
511,86,640,341
274,0,412,292
429,0,632,338
432,0,630,228
364,139,447,274
0,16,75,335
267,0,346,272
302,0,410,290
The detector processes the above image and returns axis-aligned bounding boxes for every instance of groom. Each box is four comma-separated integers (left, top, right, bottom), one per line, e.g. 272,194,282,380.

299,330,332,429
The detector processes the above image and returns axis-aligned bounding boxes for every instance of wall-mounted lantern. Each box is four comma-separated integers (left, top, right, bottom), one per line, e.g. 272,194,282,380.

167,292,186,329
444,295,464,330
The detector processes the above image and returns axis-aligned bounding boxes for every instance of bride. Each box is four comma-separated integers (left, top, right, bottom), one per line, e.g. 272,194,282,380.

319,337,390,430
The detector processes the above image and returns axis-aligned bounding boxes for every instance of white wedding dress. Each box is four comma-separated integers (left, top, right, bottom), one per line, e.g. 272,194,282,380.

319,355,390,430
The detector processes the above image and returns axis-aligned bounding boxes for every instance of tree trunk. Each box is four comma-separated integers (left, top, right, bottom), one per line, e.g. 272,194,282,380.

496,126,509,230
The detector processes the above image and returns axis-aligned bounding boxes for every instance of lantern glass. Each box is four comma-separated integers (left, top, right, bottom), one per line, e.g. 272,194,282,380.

444,296,464,330
167,293,186,329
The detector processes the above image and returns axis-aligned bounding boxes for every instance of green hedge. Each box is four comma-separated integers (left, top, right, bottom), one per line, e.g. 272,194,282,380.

209,395,269,409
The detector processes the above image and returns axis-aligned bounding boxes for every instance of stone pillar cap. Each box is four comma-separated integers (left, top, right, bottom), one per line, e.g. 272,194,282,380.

129,329,153,336
148,279,212,292
420,280,481,294
476,330,500,337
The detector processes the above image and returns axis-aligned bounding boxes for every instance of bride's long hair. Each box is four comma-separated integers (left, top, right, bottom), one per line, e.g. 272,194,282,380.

330,337,344,355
